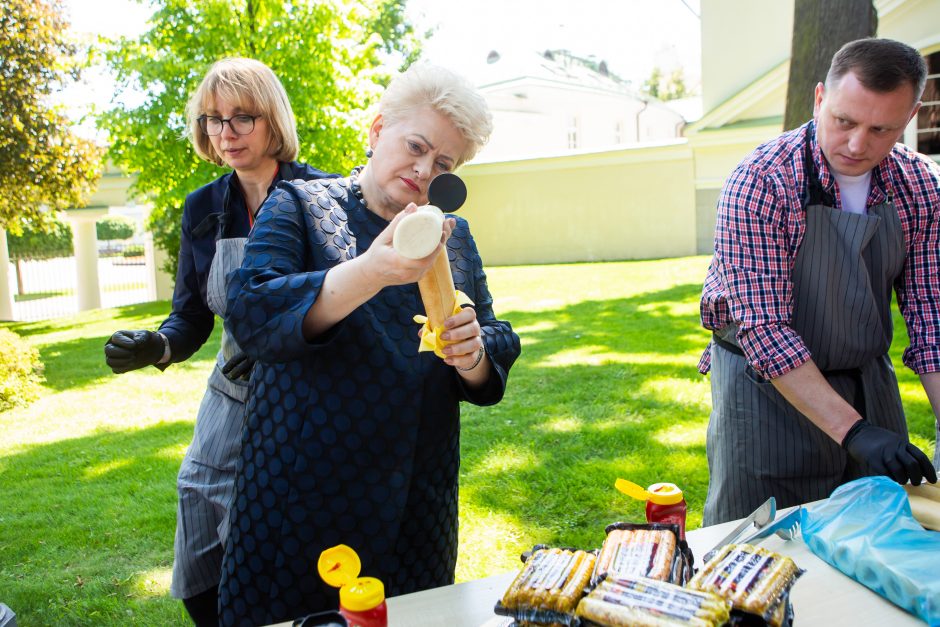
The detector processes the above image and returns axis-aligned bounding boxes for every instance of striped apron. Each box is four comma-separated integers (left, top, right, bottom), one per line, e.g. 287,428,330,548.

170,237,250,598
703,128,908,525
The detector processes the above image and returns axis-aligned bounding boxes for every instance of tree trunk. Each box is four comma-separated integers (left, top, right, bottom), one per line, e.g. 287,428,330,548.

15,258,25,296
783,0,878,130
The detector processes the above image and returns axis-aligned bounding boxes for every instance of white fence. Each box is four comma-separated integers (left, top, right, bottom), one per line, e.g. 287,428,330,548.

8,254,152,322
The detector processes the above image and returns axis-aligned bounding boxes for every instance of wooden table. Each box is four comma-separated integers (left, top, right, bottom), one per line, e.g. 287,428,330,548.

274,503,927,626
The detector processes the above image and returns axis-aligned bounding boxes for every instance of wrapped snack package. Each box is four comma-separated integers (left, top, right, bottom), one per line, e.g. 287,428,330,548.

495,547,596,626
576,575,731,627
687,544,802,627
802,476,940,627
592,523,691,586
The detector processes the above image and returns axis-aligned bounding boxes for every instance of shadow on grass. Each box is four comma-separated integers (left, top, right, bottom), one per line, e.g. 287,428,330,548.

459,283,938,550
0,421,193,627
459,283,713,548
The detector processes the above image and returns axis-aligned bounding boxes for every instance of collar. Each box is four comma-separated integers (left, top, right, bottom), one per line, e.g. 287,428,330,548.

808,122,892,206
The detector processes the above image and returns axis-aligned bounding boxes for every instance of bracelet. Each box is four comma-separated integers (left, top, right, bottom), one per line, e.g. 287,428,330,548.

456,346,486,372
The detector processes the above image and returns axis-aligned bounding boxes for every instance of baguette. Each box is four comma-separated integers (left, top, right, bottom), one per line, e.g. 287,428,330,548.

418,247,456,332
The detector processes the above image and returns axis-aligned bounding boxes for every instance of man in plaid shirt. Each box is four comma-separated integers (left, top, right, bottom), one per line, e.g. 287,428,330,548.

699,38,938,524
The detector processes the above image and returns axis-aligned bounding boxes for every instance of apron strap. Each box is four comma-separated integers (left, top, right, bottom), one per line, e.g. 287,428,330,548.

803,122,834,209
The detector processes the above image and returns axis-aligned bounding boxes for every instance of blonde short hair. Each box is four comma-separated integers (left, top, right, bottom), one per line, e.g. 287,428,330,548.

185,58,299,167
379,63,493,165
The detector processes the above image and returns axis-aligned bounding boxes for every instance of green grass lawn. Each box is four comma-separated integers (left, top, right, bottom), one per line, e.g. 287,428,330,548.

1,256,936,626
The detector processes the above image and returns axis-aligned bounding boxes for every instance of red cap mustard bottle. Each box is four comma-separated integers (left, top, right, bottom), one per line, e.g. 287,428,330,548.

318,545,388,627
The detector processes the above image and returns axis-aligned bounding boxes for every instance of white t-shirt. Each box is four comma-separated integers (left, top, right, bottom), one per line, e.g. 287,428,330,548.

833,170,872,215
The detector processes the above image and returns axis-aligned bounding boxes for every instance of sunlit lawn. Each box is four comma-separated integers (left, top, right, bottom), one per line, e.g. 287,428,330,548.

1,256,936,626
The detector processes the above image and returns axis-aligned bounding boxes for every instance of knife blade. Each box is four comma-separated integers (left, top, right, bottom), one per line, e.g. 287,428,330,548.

703,496,776,563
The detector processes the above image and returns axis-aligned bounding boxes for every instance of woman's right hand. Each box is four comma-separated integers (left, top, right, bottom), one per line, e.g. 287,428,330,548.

303,204,454,339
359,203,454,289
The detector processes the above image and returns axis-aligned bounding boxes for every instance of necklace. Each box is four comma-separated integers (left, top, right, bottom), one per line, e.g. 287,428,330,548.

350,166,368,208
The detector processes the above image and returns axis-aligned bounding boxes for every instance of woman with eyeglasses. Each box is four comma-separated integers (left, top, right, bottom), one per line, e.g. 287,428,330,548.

103,57,332,626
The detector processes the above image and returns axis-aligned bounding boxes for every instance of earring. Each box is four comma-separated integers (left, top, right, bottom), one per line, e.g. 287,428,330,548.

365,147,374,159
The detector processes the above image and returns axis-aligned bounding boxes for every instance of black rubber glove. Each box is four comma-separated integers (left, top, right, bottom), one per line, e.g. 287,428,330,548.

104,330,166,374
221,351,254,382
842,419,938,485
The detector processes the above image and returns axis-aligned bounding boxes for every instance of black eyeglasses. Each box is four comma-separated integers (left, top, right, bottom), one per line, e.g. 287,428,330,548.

197,114,261,136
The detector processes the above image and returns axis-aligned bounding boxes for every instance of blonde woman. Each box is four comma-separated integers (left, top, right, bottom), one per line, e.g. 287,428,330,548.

104,58,332,626
220,64,521,625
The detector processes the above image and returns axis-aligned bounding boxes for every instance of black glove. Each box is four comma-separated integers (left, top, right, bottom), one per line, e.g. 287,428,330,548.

842,419,938,485
221,351,254,381
104,330,166,374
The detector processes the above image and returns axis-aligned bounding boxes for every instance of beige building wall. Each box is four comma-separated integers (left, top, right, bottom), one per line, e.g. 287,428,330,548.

691,0,940,256
459,141,696,266
700,0,793,112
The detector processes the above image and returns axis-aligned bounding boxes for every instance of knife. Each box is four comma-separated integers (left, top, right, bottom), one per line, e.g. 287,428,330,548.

739,505,802,545
702,496,776,563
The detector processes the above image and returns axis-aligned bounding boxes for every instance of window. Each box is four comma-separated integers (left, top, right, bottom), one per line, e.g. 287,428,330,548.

567,116,579,149
614,120,625,144
916,51,940,157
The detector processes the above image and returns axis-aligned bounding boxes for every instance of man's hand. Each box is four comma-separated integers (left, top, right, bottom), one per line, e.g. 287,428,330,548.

221,351,254,381
842,419,938,485
104,330,165,374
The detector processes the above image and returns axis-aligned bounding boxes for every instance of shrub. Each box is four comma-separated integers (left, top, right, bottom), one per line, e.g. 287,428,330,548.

96,215,135,242
0,328,44,411
122,244,145,257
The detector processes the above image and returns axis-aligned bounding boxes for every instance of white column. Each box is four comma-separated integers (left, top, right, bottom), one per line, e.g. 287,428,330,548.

65,207,108,311
144,232,175,301
0,227,14,321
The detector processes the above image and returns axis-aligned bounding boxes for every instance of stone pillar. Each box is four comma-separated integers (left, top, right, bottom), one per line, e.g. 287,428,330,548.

65,206,108,311
0,227,14,321
144,232,175,301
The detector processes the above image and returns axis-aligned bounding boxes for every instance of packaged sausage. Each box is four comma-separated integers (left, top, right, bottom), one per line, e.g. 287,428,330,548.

593,523,694,586
687,544,802,627
575,575,731,626
495,546,596,625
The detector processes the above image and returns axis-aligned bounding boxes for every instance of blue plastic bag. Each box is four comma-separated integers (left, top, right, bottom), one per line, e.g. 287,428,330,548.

801,476,940,626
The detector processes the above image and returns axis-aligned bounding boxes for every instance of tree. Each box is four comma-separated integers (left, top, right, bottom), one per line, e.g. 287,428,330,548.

7,214,74,261
642,66,691,101
0,0,102,234
783,0,877,130
96,215,136,242
100,0,419,275
6,213,74,295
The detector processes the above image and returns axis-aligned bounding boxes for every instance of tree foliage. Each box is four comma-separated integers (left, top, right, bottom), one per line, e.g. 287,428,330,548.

0,0,102,234
100,0,419,274
783,0,877,130
642,66,691,101
96,215,136,242
7,213,74,261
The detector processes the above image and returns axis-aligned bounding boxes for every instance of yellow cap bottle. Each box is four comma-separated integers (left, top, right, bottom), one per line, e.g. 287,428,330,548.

318,545,388,627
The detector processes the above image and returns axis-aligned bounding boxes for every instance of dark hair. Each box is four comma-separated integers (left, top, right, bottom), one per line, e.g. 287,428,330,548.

826,38,927,100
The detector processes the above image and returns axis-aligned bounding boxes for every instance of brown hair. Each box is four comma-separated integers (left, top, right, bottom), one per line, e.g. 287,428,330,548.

185,58,299,167
826,38,927,100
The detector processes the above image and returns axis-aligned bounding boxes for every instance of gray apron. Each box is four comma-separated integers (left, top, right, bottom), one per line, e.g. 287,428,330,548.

703,125,908,525
188,236,250,468
170,236,250,598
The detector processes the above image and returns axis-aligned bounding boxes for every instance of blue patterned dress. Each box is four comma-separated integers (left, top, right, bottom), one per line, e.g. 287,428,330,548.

219,174,521,626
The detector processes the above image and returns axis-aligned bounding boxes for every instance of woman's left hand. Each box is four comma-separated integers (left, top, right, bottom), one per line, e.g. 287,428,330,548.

439,306,485,370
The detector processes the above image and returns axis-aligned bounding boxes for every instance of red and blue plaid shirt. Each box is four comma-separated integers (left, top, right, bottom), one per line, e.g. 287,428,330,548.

700,122,940,378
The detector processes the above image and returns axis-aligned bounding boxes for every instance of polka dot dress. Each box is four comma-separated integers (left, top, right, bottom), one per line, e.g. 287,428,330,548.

219,175,521,626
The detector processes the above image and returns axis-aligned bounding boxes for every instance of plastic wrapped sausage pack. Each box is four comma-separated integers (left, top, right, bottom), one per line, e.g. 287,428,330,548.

687,544,802,627
495,546,596,626
593,522,693,586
